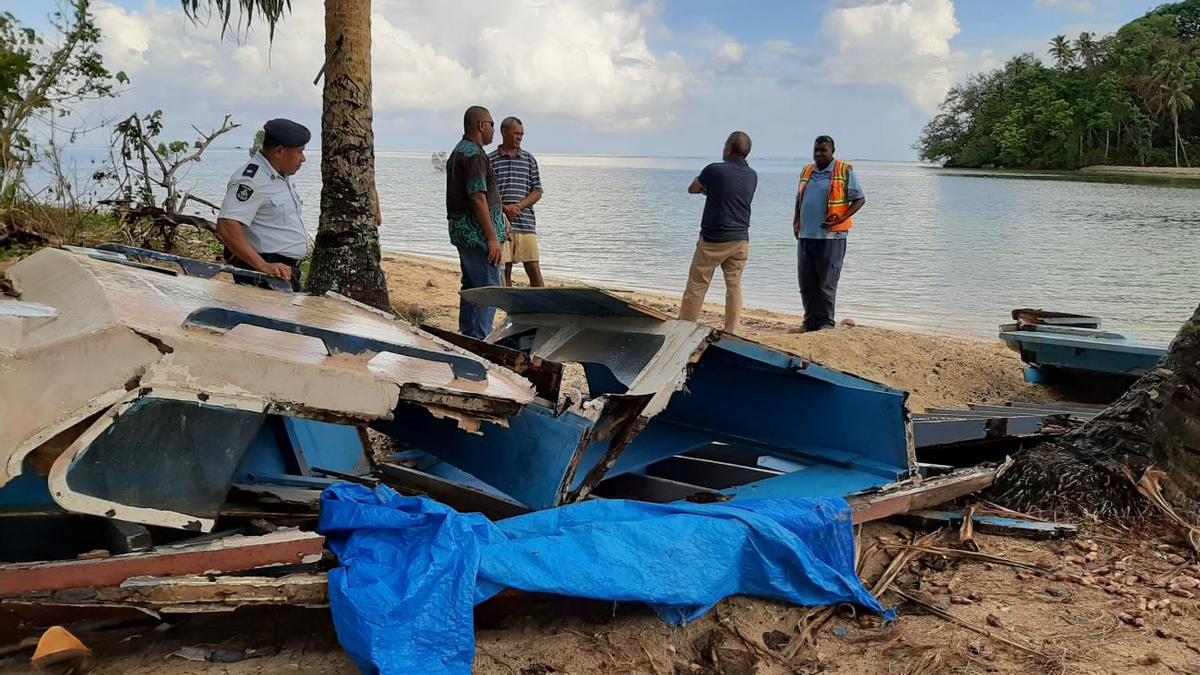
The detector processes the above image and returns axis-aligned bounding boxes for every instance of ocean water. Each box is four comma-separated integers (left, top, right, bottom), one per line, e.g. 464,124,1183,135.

36,148,1200,342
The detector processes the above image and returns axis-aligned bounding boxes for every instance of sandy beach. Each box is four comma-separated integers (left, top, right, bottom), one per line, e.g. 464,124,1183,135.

380,251,1053,413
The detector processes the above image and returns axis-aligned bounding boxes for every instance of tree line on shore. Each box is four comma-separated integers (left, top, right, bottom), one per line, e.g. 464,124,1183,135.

916,0,1200,169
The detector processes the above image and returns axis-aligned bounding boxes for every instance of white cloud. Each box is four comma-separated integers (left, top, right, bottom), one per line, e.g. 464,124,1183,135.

1035,0,1097,14
762,40,799,55
92,1,325,116
91,0,686,132
820,0,964,110
714,41,745,64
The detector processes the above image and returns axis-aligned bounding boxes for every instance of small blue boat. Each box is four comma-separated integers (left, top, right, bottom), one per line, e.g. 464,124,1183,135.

998,309,1167,384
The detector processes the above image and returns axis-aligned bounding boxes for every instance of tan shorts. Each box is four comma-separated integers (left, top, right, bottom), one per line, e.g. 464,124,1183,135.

507,231,540,263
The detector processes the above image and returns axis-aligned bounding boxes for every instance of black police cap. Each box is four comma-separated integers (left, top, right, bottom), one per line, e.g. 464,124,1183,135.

262,119,311,148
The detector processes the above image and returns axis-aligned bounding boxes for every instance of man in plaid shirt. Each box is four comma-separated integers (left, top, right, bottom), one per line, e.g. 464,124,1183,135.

489,117,545,287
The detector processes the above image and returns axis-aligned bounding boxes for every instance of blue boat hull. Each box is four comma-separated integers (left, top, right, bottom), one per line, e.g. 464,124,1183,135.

999,325,1166,380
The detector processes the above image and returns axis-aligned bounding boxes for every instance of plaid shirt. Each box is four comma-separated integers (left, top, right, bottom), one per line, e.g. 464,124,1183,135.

488,147,543,233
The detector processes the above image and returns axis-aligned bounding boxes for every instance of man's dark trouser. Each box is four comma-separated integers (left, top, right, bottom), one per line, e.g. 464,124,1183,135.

457,245,502,339
225,249,303,292
796,237,847,331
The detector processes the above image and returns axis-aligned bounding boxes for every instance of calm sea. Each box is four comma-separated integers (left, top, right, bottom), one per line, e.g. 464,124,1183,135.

35,148,1200,343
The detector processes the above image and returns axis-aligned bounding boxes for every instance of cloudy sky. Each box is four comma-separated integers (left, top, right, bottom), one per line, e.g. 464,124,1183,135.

8,0,1165,159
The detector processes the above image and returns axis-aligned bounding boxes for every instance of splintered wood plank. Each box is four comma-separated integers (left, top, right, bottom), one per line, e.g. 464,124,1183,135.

847,466,998,524
96,573,328,608
0,529,323,596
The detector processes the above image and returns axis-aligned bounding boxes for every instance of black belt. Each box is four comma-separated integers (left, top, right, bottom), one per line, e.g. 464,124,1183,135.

223,248,304,291
259,252,303,267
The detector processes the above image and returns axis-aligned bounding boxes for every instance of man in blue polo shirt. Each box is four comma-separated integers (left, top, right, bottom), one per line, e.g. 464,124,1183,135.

678,131,757,333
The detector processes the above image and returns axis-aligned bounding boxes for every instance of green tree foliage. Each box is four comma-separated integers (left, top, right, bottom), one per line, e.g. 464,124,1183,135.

0,1,126,205
1049,35,1077,69
917,0,1199,169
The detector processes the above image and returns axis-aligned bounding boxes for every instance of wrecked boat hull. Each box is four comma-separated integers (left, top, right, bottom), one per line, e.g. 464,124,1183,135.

5,247,949,534
385,287,916,510
0,247,537,530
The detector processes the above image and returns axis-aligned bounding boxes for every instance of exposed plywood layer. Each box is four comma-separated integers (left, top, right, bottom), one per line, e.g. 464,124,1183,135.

96,573,329,609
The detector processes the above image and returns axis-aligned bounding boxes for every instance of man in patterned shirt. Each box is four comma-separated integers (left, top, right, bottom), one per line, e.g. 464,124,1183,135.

445,105,508,339
488,117,544,287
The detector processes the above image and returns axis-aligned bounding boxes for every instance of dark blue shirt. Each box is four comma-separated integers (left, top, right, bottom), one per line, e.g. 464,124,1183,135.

697,159,757,243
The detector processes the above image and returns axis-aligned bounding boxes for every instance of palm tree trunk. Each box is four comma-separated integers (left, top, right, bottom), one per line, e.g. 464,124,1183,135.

1174,111,1181,168
305,0,392,311
994,301,1200,516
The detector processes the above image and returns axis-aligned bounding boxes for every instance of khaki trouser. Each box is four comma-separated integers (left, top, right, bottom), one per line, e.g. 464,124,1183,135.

678,238,750,332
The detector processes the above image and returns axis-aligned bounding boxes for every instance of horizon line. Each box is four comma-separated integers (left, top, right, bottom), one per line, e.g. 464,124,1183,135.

51,144,923,163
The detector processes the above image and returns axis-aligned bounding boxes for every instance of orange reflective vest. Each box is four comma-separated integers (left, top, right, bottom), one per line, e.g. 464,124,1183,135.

797,160,855,233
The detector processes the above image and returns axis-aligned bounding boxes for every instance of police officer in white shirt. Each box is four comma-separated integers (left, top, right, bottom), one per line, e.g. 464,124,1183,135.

216,118,310,291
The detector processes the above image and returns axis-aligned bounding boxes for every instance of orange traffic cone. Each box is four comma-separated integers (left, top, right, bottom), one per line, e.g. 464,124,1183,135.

30,626,95,674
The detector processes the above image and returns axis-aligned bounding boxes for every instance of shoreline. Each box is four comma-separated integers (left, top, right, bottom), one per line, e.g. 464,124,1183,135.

937,164,1200,180
380,251,1055,413
383,248,1001,342
1078,165,1200,179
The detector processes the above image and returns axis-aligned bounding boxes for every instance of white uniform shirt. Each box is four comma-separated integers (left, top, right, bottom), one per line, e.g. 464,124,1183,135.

218,152,308,258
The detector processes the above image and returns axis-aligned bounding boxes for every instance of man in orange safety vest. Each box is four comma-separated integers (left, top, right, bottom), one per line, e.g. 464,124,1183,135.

791,135,866,332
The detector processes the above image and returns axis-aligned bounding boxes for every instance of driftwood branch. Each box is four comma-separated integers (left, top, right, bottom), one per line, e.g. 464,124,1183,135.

139,134,171,182
165,115,240,184
114,114,239,217
124,165,170,189
178,192,220,213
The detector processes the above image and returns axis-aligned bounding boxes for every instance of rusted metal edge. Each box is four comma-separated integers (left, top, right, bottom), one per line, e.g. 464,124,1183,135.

847,465,998,524
0,530,324,596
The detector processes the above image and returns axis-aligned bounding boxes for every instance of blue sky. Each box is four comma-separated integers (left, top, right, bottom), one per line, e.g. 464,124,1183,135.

7,0,1167,159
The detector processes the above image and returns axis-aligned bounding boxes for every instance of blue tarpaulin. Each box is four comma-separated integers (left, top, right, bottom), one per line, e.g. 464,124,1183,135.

318,484,885,675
